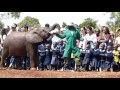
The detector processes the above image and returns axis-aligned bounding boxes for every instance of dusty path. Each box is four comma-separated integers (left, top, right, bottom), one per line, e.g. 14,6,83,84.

0,70,120,78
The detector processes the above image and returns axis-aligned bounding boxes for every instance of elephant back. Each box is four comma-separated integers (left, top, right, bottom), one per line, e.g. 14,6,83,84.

3,32,26,46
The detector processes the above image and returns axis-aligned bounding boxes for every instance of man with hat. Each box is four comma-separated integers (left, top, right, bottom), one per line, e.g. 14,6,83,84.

7,23,17,35
23,24,29,32
54,22,84,70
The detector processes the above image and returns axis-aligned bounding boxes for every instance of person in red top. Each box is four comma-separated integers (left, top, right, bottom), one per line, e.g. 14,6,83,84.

95,29,101,41
98,26,113,47
95,29,101,46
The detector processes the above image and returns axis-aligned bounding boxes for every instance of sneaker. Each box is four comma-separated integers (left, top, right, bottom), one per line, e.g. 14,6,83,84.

71,70,75,72
36,67,39,70
99,68,102,72
59,68,64,71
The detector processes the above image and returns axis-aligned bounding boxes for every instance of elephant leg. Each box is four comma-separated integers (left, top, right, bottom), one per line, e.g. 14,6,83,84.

30,53,39,70
28,44,39,70
0,48,9,69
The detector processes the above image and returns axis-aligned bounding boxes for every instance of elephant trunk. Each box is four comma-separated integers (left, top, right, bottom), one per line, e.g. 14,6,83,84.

48,23,60,32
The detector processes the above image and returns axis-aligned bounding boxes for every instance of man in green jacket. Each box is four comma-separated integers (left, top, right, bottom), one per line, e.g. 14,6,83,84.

54,23,84,70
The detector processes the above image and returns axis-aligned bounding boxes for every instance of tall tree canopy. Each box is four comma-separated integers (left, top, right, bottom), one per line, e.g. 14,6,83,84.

79,18,98,29
62,22,67,28
106,12,120,32
0,12,21,19
17,16,40,28
0,12,21,29
0,21,4,29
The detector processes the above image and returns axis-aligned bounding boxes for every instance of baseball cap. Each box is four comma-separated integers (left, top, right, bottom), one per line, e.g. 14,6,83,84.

11,24,16,28
67,22,74,26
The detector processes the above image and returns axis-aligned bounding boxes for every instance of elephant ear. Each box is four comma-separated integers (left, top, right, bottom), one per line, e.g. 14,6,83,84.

26,30,43,43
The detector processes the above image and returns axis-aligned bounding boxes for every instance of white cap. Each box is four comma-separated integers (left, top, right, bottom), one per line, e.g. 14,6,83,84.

11,24,16,28
67,22,74,26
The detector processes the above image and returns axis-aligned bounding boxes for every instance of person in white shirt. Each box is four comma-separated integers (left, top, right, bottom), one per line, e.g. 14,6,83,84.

51,32,61,49
85,26,97,49
115,29,120,51
1,28,7,46
79,27,87,49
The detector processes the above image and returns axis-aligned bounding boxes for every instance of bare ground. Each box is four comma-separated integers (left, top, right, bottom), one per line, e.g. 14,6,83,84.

0,70,120,78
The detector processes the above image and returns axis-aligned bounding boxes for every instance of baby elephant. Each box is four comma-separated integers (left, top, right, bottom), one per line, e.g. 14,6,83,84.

0,23,60,70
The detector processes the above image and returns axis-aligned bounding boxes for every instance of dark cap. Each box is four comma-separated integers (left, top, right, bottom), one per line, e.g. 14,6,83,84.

45,23,50,28
23,24,28,29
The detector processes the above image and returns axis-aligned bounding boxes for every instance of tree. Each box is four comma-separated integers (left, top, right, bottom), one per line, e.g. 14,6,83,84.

62,22,67,28
106,12,120,32
0,12,21,19
17,16,40,28
0,12,20,29
8,12,21,19
0,21,4,29
79,18,98,29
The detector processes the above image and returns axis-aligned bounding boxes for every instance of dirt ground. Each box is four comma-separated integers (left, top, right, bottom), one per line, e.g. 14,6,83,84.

0,70,120,78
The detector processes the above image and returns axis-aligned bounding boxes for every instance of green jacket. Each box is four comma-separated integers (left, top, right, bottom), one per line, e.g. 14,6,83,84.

56,29,84,58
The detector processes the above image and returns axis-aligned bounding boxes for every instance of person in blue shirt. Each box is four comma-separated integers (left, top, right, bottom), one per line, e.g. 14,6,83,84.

82,44,93,71
104,45,113,72
56,40,65,70
80,47,86,71
38,43,46,70
43,44,52,70
50,42,58,70
91,43,100,71
99,43,106,72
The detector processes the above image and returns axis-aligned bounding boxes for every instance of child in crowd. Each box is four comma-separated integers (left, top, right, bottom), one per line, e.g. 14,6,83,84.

43,43,52,70
90,43,100,71
57,40,65,70
50,42,58,70
80,44,86,71
104,45,113,72
99,43,106,72
82,44,93,71
113,45,120,71
38,43,46,70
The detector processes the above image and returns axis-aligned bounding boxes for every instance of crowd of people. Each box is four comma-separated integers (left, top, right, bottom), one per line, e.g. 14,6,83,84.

0,22,120,72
